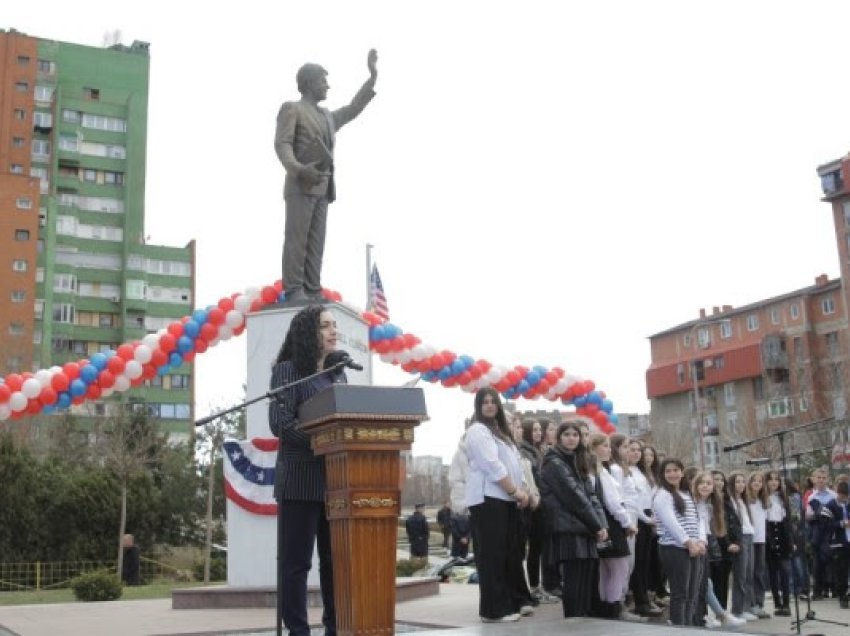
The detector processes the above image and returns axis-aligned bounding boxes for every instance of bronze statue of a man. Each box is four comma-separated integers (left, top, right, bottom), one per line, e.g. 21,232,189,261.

274,49,378,304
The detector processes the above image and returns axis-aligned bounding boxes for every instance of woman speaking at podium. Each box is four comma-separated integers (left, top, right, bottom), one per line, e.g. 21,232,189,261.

269,305,340,636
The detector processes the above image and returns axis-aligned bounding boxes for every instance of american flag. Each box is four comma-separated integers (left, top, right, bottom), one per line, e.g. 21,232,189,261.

368,264,390,321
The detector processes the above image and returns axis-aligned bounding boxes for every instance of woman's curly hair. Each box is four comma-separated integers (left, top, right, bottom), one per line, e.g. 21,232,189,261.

274,305,325,377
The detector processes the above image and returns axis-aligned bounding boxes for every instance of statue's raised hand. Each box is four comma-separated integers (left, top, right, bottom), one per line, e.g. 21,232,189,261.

367,49,378,79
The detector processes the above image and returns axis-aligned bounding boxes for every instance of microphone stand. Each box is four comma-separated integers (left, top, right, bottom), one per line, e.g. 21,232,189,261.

193,359,349,636
722,417,846,634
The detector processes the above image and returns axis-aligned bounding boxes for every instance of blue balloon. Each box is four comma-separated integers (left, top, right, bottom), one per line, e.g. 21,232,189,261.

57,392,71,408
42,405,56,414
177,336,194,354
459,355,475,368
278,291,287,303
437,367,453,380
451,359,465,374
70,379,87,397
169,352,183,368
192,308,208,325
587,391,603,406
183,320,200,338
157,364,170,376
370,325,386,341
609,413,619,424
104,349,116,358
574,396,588,408
80,364,98,384
517,380,530,394
601,399,614,413
90,353,107,370
533,365,548,375
526,371,541,386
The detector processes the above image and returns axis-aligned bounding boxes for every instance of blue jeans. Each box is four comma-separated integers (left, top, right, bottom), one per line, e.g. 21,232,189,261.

790,550,809,594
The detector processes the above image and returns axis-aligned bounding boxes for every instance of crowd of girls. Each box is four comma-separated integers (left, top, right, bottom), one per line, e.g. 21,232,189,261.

459,386,850,625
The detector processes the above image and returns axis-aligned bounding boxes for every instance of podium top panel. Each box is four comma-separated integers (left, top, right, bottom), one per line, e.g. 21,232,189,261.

298,384,428,427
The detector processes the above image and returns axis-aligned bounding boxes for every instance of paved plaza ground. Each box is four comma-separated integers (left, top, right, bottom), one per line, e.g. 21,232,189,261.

1,581,849,636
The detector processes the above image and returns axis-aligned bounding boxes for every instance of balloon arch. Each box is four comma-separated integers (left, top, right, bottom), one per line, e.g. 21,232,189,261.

0,282,617,433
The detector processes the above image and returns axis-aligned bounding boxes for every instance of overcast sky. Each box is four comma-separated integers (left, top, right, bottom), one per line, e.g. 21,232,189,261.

6,1,848,460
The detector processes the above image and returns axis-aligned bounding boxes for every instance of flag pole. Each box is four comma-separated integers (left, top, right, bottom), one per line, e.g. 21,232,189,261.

366,243,374,309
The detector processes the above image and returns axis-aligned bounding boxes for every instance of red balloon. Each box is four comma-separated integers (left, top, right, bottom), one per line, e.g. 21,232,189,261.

151,349,168,367
469,365,482,380
232,324,245,337
374,340,392,354
545,371,558,384
261,286,278,304
505,371,520,386
159,334,177,353
182,350,196,362
441,350,457,364
415,360,431,373
39,387,58,405
584,380,596,392
537,379,551,394
401,361,417,373
273,279,283,292
71,396,85,405
27,399,43,414
98,370,115,389
441,376,457,388
199,323,218,341
477,359,492,373
390,337,405,352
117,344,135,361
515,365,529,377
249,298,264,312
585,403,600,416
403,333,419,348
429,355,445,371
4,374,24,392
494,379,510,392
593,411,609,427
130,376,145,387
218,297,235,312
107,356,125,375
142,364,157,379
51,373,70,392
457,371,472,386
207,308,226,326
167,322,184,338
194,339,209,354
0,384,11,403
86,384,102,399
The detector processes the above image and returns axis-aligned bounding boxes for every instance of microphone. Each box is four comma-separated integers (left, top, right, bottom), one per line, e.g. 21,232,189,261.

324,350,364,372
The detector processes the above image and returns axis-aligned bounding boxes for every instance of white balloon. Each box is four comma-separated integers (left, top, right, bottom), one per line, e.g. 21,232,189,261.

22,378,41,399
49,366,63,375
0,404,10,421
9,392,28,412
225,309,244,329
113,375,131,392
101,387,114,398
411,344,427,360
234,295,252,313
125,360,143,379
134,344,153,364
142,333,160,349
244,286,260,299
554,379,568,393
35,370,52,387
398,350,412,364
217,326,233,341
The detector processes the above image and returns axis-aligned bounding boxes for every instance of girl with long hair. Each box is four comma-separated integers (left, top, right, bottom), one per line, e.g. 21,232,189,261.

764,470,793,616
692,471,745,627
640,445,668,603
784,478,810,599
627,439,662,617
747,471,770,618
652,458,706,625
589,433,636,619
726,471,758,622
539,421,608,618
269,305,340,635
709,470,733,610
519,419,553,604
464,388,532,623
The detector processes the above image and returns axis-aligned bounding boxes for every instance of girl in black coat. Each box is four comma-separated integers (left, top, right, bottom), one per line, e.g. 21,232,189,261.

539,421,608,618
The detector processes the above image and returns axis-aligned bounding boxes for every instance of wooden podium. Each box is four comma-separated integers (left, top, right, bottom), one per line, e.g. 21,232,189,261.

298,385,428,636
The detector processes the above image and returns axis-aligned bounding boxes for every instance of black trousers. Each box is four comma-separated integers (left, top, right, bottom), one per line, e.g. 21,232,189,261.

560,558,597,617
469,497,531,620
526,507,544,589
710,559,732,610
279,500,335,636
630,520,653,608
832,545,850,599
766,552,791,609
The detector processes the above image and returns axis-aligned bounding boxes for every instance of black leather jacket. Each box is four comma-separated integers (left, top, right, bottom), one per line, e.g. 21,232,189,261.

539,446,607,536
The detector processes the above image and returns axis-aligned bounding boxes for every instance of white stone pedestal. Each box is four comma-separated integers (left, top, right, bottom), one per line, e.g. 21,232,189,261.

226,302,371,587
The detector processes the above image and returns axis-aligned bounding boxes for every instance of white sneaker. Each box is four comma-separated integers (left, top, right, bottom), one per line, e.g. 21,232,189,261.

481,613,520,623
742,611,759,621
722,614,747,627
519,605,534,616
704,616,721,628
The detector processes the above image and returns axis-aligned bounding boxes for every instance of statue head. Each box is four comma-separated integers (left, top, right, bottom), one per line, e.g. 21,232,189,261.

296,63,329,100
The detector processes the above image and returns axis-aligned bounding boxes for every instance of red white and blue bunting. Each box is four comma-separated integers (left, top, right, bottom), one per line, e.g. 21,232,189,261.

223,437,279,516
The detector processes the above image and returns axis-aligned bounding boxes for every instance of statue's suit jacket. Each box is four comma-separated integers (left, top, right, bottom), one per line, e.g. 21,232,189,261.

274,78,376,203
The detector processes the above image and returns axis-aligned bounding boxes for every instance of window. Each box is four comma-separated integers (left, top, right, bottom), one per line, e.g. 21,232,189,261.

81,113,126,132
12,260,27,272
770,308,780,325
704,439,720,468
34,300,43,320
790,303,800,320
10,290,26,303
16,197,32,210
800,395,809,412
17,55,30,65
10,164,24,174
31,139,50,158
62,109,80,123
14,229,30,241
34,85,53,102
720,320,732,339
127,280,147,300
12,136,25,148
37,59,54,74
83,169,97,183
724,382,735,407
32,329,41,345
703,412,718,436
99,313,114,328
14,108,25,120
683,333,691,347
15,81,28,92
52,303,75,323
822,296,836,315
826,332,840,357
768,397,793,418
697,327,710,348
104,171,124,185
753,377,764,400
746,314,759,331
170,375,190,389
6,357,22,372
32,111,52,129
83,87,100,100
59,135,79,152
53,273,77,293
8,323,24,336
713,355,725,369
726,411,739,436
677,363,684,385
794,336,803,361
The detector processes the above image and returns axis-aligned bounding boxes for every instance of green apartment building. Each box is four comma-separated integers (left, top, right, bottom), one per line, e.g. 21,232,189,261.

0,29,195,439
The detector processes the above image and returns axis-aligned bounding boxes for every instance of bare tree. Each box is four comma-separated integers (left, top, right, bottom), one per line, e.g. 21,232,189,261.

96,409,164,579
